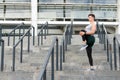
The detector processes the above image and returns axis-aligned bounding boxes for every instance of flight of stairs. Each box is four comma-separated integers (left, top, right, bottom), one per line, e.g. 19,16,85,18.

0,35,120,80
54,35,120,80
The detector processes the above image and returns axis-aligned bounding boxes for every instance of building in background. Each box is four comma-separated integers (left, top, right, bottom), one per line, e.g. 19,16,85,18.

0,0,119,34
0,0,117,21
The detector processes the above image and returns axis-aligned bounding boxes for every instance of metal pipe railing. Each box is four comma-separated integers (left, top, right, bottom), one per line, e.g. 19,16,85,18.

59,21,73,71
37,20,73,80
12,26,34,71
38,22,48,46
97,23,113,70
37,37,58,80
8,23,24,46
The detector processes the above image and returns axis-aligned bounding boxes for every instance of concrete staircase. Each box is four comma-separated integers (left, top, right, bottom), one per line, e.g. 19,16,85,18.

0,35,120,80
55,35,120,80
0,35,61,80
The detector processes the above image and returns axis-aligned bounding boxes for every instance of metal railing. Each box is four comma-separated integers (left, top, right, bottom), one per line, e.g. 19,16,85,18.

38,22,48,46
113,34,120,70
8,23,25,46
37,20,73,80
97,23,113,70
60,23,73,71
37,37,58,80
12,26,35,71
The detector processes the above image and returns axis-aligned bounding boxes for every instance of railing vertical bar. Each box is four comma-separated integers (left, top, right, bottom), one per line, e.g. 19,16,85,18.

119,46,120,70
60,45,62,71
13,30,15,45
56,38,59,70
113,37,117,70
107,39,109,62
33,27,35,45
12,47,16,71
43,69,46,80
51,48,54,80
28,30,30,52
20,40,23,63
65,35,67,51
47,22,48,34
19,26,21,39
41,30,43,45
1,41,4,71
8,36,10,46
63,40,65,62
44,25,46,39
103,30,106,50
38,33,40,46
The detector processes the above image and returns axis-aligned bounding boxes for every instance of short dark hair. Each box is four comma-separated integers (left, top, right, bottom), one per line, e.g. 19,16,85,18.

88,13,95,19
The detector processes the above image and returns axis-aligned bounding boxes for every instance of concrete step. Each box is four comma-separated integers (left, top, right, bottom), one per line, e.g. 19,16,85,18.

58,70,120,80
55,41,113,80
2,45,49,71
0,71,34,80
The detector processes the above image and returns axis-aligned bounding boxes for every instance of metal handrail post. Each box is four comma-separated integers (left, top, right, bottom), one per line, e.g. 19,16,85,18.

63,40,65,62
69,26,72,44
56,38,59,70
103,30,106,50
47,22,48,34
69,27,71,44
23,25,25,34
33,27,35,45
13,30,15,45
107,39,109,62
43,69,46,80
51,48,54,80
60,44,62,71
28,30,30,52
1,40,4,71
8,36,10,46
44,25,46,39
65,33,67,51
101,24,104,43
12,47,16,71
119,46,120,70
19,26,21,39
41,30,43,45
20,40,23,63
38,33,40,46
113,37,117,70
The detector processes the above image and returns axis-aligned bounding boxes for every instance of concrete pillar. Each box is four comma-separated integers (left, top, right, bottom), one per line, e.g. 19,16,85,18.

31,0,37,36
117,0,120,34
